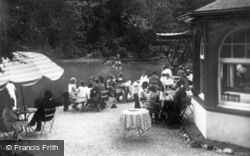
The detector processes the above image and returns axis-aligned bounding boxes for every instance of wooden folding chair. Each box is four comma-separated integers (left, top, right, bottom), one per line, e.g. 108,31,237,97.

180,97,193,121
228,94,240,102
141,100,161,124
96,90,109,112
40,107,56,135
149,80,158,86
173,76,180,84
2,118,26,140
0,128,12,138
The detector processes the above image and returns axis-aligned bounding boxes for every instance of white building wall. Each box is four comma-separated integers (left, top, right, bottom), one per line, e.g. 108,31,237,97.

192,98,250,148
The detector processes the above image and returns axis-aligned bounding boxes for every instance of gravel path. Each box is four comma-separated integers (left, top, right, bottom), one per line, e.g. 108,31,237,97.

29,102,223,156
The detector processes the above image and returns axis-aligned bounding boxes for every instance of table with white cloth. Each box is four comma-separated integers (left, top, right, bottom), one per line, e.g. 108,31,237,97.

159,90,175,106
129,81,140,95
120,108,151,137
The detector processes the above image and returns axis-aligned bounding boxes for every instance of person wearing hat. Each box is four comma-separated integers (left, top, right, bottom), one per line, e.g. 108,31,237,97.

29,90,60,131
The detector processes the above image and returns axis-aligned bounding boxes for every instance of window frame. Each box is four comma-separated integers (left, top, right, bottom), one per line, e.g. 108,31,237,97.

199,37,205,100
218,27,250,111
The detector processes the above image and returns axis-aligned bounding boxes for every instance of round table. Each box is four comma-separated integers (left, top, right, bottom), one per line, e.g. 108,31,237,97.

14,107,38,136
120,108,151,137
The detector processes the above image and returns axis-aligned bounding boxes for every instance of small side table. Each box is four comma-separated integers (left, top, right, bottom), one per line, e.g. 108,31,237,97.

120,108,151,137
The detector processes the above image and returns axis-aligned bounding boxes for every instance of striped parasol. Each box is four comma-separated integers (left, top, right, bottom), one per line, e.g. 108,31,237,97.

0,51,64,88
0,51,64,108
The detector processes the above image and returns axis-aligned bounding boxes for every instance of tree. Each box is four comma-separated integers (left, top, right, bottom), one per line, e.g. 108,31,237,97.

0,0,13,60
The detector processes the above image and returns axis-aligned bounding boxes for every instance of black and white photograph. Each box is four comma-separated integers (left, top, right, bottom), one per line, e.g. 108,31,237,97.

0,0,250,155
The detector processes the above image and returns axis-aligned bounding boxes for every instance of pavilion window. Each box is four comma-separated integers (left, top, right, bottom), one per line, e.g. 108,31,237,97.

199,38,205,100
219,28,250,110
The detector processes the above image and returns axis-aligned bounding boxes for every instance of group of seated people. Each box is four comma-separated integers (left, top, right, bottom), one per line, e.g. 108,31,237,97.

106,54,122,66
136,64,193,125
66,76,106,111
106,60,122,66
66,73,131,111
0,88,60,139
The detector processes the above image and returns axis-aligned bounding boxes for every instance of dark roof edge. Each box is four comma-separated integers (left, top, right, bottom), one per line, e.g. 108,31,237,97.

177,8,250,23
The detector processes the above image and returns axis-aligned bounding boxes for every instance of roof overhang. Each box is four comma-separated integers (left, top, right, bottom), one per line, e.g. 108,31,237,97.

178,8,250,23
178,0,250,24
155,31,191,41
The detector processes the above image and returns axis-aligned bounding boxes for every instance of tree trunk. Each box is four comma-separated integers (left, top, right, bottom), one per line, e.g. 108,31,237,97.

0,0,10,58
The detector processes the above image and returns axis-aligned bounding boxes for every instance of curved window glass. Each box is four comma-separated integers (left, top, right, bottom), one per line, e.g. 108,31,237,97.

219,28,250,110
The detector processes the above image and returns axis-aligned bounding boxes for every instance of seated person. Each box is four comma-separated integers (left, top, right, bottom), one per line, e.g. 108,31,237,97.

72,81,89,110
116,73,125,84
106,60,112,65
144,85,160,107
88,78,106,108
2,98,27,139
185,66,193,85
173,81,188,124
107,75,116,88
98,75,107,90
130,80,140,97
176,75,190,91
160,73,174,91
86,82,93,98
138,81,149,107
115,60,122,65
68,77,78,103
177,65,186,80
161,65,173,78
149,71,162,90
143,85,161,121
116,73,130,101
29,90,60,131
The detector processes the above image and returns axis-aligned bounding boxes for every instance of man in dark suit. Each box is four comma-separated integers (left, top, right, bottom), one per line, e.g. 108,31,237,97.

173,81,187,124
29,90,60,131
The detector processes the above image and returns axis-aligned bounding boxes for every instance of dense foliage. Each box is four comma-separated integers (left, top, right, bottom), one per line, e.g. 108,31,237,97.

5,0,214,59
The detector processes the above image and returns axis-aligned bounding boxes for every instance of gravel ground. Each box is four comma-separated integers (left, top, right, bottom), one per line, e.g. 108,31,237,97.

26,101,223,156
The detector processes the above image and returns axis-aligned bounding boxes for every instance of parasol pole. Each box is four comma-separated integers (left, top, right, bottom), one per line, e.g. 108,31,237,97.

20,85,26,109
20,85,27,120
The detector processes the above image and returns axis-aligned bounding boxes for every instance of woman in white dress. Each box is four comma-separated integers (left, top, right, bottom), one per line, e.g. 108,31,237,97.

72,81,89,110
68,77,78,103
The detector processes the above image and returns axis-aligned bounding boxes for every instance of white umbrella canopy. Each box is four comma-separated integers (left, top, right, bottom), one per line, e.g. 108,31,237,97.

0,51,64,90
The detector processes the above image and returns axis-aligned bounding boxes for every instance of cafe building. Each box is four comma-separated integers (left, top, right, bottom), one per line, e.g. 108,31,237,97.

178,0,250,148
